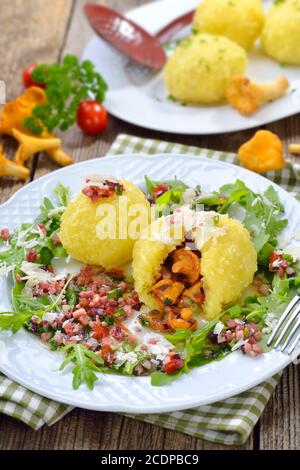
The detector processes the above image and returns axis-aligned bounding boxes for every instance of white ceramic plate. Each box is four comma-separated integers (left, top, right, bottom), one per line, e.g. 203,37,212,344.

0,154,299,413
82,0,300,135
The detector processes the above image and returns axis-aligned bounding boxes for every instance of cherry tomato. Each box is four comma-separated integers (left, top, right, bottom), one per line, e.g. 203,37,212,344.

100,344,113,363
269,251,282,271
163,354,183,374
76,100,108,134
22,64,45,88
91,323,109,341
153,184,169,199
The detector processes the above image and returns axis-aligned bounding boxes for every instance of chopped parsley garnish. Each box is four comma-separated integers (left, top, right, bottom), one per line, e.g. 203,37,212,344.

107,287,123,300
115,186,123,196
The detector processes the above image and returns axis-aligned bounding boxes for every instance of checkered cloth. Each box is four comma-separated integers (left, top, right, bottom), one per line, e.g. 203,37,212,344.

0,133,299,445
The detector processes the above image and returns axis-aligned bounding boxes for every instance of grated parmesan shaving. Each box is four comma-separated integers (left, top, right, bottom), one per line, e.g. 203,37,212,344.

20,261,66,284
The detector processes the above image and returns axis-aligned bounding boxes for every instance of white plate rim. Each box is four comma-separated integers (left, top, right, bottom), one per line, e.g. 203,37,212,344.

82,0,300,135
0,153,299,413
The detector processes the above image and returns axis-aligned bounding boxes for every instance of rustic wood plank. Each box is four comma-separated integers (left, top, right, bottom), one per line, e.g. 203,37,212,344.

0,0,73,101
0,0,74,202
259,364,300,450
32,0,156,180
0,408,253,450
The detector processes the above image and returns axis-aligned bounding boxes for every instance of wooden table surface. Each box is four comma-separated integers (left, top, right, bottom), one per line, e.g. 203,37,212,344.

0,0,299,451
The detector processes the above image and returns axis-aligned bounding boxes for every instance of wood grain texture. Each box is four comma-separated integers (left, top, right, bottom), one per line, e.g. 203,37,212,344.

259,364,300,450
0,0,73,202
0,0,299,451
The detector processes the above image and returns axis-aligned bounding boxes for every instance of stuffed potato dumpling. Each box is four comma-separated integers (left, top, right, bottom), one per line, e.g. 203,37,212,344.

133,209,257,327
60,176,150,269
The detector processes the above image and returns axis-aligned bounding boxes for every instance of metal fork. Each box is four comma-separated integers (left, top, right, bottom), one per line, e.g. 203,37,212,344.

267,295,300,354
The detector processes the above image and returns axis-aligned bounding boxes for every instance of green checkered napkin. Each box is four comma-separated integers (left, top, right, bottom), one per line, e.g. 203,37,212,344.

0,134,299,445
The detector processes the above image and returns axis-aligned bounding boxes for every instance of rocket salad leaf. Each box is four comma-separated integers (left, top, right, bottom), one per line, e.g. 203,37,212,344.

192,180,288,263
60,344,104,390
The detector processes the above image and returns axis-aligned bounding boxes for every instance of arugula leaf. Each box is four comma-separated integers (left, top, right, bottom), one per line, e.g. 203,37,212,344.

240,275,297,328
164,179,189,191
264,186,285,212
144,176,157,197
164,328,192,345
123,359,138,375
54,183,70,207
11,271,25,313
0,311,39,333
0,245,26,267
60,344,104,390
151,370,183,386
39,197,54,220
65,288,77,306
144,175,188,197
184,320,219,369
14,295,52,311
194,195,227,207
198,180,287,262
0,274,74,334
155,189,184,206
42,236,67,260
39,246,53,265
221,304,243,319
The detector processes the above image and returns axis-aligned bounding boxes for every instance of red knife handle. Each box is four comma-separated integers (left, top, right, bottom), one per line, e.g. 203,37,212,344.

155,10,195,44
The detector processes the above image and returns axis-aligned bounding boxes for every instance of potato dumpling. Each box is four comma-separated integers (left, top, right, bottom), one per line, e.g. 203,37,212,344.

60,178,150,269
164,33,247,104
193,0,265,51
262,0,300,65
132,209,257,321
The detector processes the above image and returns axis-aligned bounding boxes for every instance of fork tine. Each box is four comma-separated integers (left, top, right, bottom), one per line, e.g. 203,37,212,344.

267,295,300,346
274,301,300,348
280,313,300,352
287,327,300,355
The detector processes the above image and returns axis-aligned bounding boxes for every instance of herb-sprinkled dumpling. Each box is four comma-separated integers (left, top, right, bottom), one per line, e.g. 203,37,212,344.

164,33,247,105
133,208,257,326
193,0,265,51
60,176,150,269
262,0,300,65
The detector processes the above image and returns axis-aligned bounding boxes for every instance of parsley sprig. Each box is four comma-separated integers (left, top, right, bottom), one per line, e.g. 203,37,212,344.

24,55,108,134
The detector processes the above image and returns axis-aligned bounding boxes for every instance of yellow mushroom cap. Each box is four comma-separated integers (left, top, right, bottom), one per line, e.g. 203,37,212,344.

238,130,285,173
0,87,74,168
0,145,29,180
12,128,61,165
0,86,47,137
